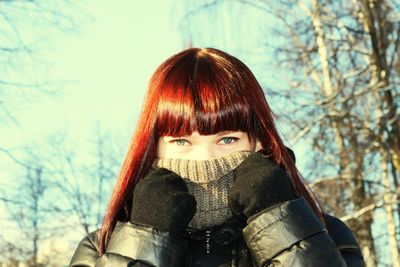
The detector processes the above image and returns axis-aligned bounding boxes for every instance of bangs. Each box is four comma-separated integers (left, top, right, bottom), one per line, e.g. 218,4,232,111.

155,53,258,138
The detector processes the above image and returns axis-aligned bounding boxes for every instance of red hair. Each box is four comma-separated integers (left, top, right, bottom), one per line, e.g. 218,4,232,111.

98,47,325,254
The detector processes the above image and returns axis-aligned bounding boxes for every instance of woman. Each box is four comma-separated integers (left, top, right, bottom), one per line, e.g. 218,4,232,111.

70,47,365,266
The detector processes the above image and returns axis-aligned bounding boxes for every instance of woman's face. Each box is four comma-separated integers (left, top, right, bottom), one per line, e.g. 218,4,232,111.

156,130,263,160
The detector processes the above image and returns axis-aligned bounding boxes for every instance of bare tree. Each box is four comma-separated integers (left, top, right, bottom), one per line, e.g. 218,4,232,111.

46,123,123,235
0,123,125,265
0,160,63,266
0,1,120,265
0,0,85,126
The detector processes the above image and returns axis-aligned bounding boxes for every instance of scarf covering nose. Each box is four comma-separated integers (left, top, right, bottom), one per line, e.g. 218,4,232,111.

152,151,252,229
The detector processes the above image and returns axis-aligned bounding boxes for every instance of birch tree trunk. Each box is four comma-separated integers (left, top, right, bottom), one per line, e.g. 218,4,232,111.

307,1,377,264
379,143,400,267
358,0,400,264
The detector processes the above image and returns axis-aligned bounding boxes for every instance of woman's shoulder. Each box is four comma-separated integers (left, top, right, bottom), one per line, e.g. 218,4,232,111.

79,228,100,251
324,213,361,249
69,229,100,266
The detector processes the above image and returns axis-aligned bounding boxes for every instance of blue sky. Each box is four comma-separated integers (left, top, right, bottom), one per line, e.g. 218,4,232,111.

2,0,185,149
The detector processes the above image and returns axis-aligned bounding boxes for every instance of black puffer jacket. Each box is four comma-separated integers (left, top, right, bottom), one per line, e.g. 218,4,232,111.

70,197,364,266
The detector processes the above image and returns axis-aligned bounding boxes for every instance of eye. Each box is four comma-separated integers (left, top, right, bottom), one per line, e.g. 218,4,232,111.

170,139,190,146
219,137,239,145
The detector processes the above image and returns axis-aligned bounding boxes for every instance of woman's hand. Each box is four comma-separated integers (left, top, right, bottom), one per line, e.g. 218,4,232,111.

130,168,197,235
228,153,297,219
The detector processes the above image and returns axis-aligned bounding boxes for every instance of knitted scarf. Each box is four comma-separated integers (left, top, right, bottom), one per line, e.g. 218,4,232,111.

152,151,251,229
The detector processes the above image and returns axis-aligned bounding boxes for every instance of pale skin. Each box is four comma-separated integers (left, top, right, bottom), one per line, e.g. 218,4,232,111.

156,130,263,160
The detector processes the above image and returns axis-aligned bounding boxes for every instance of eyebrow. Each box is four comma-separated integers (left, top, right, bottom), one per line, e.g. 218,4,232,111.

217,130,239,136
162,135,190,141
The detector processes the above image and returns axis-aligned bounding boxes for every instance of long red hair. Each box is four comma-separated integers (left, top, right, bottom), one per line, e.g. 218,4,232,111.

98,47,325,254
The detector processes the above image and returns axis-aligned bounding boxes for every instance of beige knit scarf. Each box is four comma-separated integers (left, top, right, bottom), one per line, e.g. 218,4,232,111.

152,150,252,229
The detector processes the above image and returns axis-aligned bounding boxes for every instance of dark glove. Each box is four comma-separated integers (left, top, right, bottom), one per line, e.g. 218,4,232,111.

130,168,197,235
228,153,297,219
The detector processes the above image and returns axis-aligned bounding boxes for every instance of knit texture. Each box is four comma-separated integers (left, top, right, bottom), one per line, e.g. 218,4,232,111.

152,151,252,229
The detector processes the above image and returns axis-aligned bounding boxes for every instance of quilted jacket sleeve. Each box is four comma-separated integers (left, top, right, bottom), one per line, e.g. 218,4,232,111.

69,221,188,267
242,197,365,267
